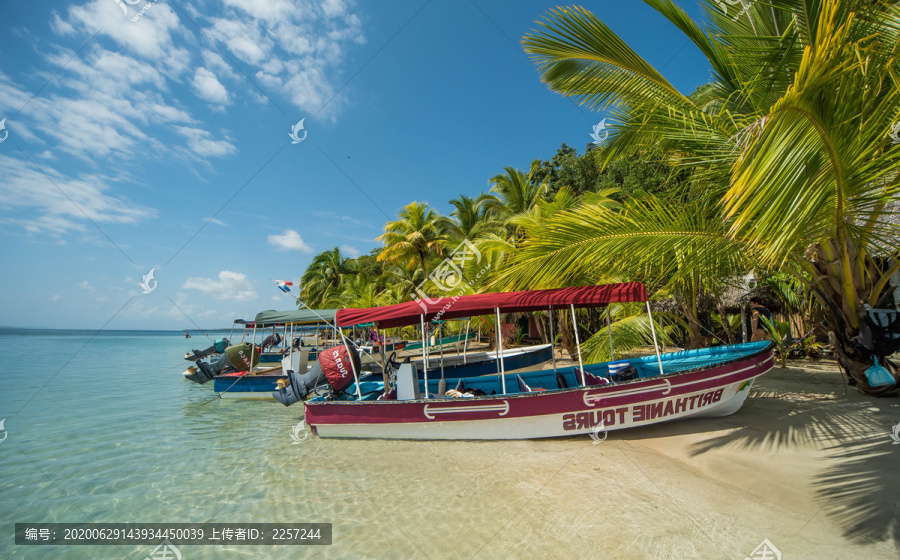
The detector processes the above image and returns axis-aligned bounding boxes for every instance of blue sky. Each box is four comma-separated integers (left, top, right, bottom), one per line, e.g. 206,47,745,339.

0,0,711,330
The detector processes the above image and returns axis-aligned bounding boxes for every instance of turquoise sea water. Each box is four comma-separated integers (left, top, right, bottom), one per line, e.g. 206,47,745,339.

0,329,607,560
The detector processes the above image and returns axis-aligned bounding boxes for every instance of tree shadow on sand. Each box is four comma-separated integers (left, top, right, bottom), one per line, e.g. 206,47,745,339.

669,366,900,546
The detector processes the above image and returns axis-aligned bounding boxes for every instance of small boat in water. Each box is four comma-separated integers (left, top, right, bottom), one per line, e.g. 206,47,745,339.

275,283,776,440
183,309,345,398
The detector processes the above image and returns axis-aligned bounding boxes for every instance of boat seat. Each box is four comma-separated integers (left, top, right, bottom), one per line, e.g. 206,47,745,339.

576,368,611,385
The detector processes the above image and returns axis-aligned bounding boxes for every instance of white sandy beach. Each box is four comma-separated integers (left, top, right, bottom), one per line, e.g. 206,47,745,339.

285,357,900,559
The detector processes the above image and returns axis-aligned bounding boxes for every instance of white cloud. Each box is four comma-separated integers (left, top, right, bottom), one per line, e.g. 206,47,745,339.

64,0,186,62
204,217,228,226
205,0,364,116
192,67,231,105
268,229,312,252
174,126,237,157
0,154,156,235
182,270,258,302
78,281,92,289
340,244,360,257
52,294,62,302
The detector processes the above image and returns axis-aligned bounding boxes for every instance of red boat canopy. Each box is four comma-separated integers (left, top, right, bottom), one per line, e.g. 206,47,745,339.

335,283,647,329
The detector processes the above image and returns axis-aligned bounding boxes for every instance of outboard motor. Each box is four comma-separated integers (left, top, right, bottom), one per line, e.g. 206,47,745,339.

184,342,259,384
184,337,231,362
273,344,361,406
261,333,282,352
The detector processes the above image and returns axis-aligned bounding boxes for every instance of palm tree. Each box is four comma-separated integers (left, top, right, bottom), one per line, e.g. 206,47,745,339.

485,166,549,240
377,202,445,280
522,1,900,392
327,273,378,309
299,247,355,308
436,194,500,243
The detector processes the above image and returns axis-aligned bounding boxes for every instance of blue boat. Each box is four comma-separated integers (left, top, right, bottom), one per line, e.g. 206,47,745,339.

363,344,553,380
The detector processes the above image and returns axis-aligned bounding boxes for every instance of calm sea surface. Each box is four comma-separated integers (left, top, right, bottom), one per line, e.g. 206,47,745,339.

0,329,602,560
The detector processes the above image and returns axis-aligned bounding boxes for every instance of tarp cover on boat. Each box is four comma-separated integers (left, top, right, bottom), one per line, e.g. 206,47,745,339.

252,309,339,327
335,283,647,329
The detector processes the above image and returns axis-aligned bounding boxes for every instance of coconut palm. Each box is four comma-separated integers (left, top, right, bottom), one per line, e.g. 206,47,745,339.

377,202,445,280
485,166,549,240
327,273,378,309
522,1,900,392
299,246,355,308
437,193,500,244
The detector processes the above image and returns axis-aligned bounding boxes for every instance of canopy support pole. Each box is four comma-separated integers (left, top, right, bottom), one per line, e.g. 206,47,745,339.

420,315,429,398
342,329,363,401
288,322,293,370
549,308,556,371
250,322,258,372
438,322,445,384
463,319,470,364
646,301,665,376
380,328,390,392
495,308,506,395
607,307,614,361
571,304,585,386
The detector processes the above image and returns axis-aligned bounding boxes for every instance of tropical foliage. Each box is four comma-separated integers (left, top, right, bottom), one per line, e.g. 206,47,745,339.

519,0,900,393
293,0,900,395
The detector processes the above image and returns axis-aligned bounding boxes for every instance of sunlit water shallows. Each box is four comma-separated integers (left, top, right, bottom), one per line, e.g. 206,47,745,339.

0,329,605,560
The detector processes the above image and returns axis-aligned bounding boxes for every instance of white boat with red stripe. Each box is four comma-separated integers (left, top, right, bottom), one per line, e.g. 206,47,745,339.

295,283,776,440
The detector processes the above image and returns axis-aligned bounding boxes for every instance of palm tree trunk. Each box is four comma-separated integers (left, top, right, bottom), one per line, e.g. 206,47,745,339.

557,310,576,358
532,312,549,345
677,298,704,349
419,252,429,283
717,303,735,345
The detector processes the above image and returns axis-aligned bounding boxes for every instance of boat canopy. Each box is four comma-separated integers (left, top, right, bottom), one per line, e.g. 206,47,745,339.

335,283,647,329
252,309,339,327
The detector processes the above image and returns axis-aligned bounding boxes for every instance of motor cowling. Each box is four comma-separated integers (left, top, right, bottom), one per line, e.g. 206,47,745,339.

184,342,259,384
224,342,259,371
318,344,361,393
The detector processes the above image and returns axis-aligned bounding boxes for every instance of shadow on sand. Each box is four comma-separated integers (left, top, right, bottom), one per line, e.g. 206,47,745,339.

617,363,900,546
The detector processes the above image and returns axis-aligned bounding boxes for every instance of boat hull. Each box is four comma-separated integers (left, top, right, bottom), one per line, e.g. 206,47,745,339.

304,343,774,440
213,374,284,397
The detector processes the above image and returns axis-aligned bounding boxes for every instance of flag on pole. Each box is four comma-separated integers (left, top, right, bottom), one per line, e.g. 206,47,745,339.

271,279,293,294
